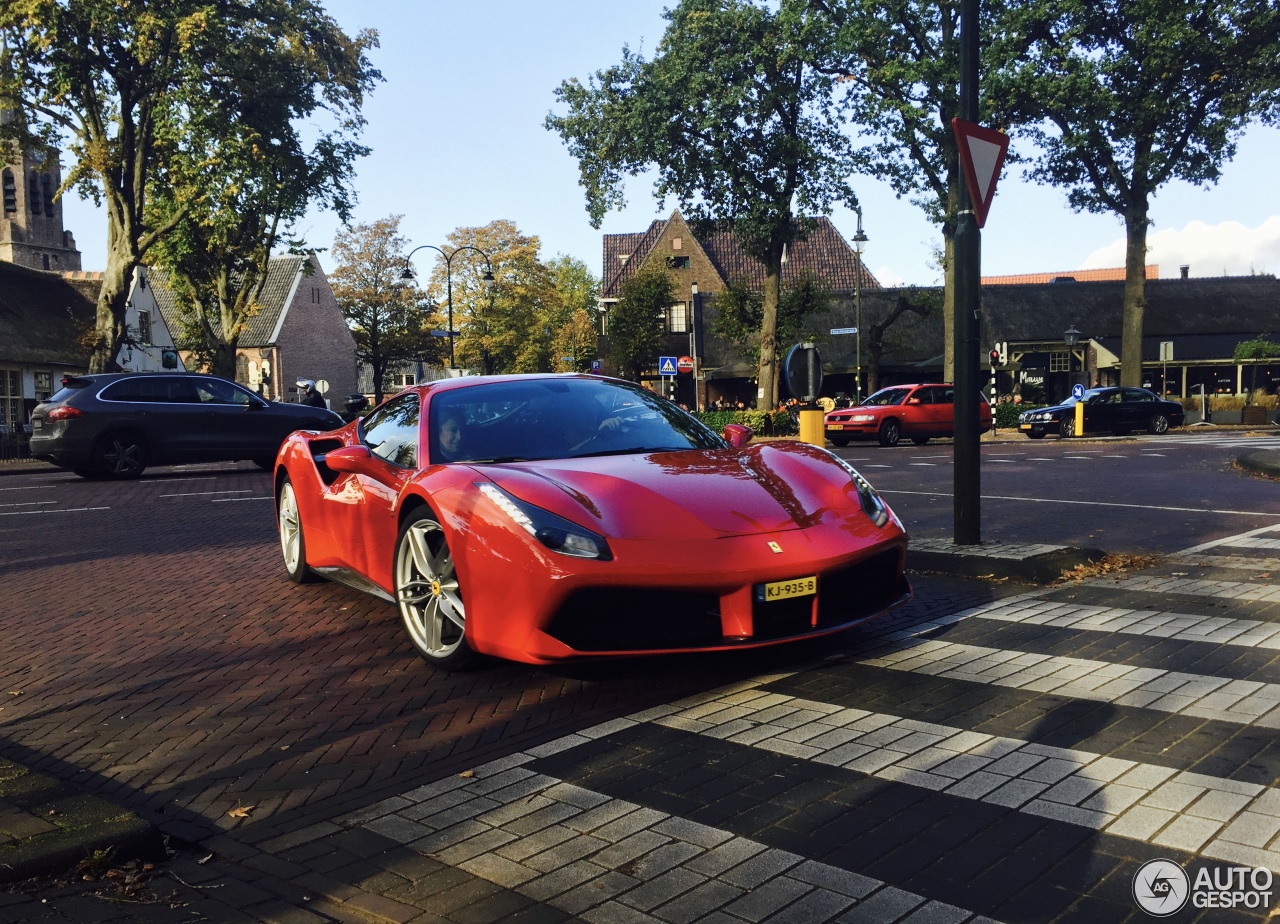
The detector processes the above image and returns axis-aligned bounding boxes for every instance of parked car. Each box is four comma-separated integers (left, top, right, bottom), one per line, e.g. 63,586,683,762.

274,374,910,669
29,372,343,478
1017,387,1185,438
823,383,993,447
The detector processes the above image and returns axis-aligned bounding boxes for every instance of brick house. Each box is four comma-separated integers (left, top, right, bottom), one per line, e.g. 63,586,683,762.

144,254,357,407
600,211,881,407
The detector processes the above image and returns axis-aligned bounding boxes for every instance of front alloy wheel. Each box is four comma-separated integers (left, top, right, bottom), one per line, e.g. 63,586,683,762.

278,478,314,583
1148,414,1170,435
395,509,476,670
1059,417,1076,438
878,420,902,447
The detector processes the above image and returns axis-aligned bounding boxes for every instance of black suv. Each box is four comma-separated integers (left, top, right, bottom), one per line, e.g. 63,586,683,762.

29,372,343,478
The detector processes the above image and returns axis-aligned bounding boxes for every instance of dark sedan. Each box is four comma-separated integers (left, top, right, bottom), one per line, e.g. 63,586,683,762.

29,372,343,478
1017,387,1185,439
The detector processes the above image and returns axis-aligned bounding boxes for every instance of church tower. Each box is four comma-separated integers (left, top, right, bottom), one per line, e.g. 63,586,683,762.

0,55,82,272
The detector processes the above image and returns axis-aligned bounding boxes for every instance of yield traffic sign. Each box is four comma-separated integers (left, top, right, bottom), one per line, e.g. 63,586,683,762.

952,118,1010,228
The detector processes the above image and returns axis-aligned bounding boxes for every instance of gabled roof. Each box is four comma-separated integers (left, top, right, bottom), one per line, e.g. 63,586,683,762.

983,266,1158,285
148,255,309,348
0,260,96,366
601,214,880,298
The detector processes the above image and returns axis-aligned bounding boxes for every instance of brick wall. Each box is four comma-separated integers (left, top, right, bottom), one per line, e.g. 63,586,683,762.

275,257,357,404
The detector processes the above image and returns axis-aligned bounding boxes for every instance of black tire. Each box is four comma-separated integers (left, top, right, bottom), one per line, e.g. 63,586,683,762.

277,478,316,584
1147,414,1170,435
1059,417,1076,438
910,436,930,446
829,436,850,447
1027,430,1046,440
877,419,902,447
92,432,147,479
394,508,478,670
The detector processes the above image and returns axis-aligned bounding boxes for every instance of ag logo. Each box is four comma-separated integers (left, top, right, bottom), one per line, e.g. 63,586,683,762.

1133,858,1189,916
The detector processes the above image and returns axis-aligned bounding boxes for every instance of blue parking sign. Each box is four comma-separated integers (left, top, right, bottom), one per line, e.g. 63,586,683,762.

591,359,602,373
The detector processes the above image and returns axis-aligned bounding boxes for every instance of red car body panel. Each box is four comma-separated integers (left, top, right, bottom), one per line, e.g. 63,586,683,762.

275,375,911,665
824,383,992,442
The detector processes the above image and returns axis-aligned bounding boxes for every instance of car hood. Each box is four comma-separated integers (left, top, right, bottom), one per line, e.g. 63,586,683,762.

469,442,861,540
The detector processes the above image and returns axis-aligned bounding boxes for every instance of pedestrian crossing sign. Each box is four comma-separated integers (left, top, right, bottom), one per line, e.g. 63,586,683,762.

658,356,678,376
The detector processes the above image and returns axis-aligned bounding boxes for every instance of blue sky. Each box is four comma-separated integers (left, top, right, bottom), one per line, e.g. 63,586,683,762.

61,0,1280,287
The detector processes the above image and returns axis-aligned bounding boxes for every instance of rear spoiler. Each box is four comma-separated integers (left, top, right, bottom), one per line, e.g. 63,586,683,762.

59,375,92,388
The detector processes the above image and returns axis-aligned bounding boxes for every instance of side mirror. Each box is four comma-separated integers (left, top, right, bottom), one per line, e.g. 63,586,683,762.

723,423,753,448
324,445,374,474
906,397,922,405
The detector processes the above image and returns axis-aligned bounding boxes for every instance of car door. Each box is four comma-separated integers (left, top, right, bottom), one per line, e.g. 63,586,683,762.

1085,389,1122,433
324,393,420,586
900,386,933,437
192,377,280,459
931,386,956,436
1120,388,1156,428
153,376,217,462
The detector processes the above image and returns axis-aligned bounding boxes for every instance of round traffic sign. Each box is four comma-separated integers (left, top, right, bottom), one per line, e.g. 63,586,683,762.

677,356,695,373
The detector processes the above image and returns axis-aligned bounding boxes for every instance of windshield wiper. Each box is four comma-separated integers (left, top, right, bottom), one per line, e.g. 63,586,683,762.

466,456,539,464
568,446,686,458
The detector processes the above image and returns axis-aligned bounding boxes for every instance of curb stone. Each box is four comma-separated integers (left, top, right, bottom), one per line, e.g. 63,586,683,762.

1236,448,1280,478
906,538,1107,584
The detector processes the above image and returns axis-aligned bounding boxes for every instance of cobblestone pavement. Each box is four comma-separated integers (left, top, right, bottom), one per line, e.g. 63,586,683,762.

2,463,1280,921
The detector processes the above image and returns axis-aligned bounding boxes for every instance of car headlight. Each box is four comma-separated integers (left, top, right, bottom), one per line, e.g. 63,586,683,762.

477,483,612,560
849,414,875,423
825,452,890,528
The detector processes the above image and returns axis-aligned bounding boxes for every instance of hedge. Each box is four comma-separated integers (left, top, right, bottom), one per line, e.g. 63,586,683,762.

694,410,797,436
994,402,1045,429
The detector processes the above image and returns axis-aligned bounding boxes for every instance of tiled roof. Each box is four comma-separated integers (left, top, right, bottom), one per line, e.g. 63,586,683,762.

60,271,104,280
982,266,1158,285
601,214,880,298
148,255,307,348
0,260,95,365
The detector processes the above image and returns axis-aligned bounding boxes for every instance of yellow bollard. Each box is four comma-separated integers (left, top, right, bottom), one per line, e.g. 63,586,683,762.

799,408,825,446
1074,400,1085,437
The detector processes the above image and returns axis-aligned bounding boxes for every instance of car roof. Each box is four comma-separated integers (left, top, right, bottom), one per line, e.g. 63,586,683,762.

411,373,632,397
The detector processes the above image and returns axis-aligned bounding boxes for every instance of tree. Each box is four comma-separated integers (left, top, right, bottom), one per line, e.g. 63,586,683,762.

331,216,440,404
608,267,671,382
547,255,601,373
991,0,1280,387
431,221,559,376
1234,337,1280,403
865,290,936,394
547,0,860,407
146,5,379,380
0,0,379,374
711,275,831,367
815,0,1008,382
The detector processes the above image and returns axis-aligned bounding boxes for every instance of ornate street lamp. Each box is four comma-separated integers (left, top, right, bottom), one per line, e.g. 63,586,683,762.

395,245,495,369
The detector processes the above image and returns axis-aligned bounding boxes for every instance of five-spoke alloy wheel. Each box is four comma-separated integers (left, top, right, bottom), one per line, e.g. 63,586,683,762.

395,509,475,670
278,478,314,583
878,420,902,447
93,432,147,479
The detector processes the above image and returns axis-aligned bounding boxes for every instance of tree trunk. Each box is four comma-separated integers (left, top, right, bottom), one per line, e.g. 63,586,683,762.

1120,205,1149,388
867,343,883,395
88,241,135,373
757,243,784,410
210,340,238,380
942,209,957,383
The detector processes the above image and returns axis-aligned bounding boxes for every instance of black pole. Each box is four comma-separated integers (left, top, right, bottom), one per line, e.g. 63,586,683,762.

446,260,454,369
953,0,982,544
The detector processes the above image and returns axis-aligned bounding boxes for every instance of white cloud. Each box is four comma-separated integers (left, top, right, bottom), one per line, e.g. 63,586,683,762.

1081,216,1280,278
872,265,907,288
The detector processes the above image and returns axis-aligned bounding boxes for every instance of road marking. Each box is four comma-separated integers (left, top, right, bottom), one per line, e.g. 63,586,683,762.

211,496,272,503
0,485,55,492
0,500,57,508
988,459,1016,463
1062,456,1094,460
139,476,218,484
880,489,1280,518
349,737,995,924
1177,523,1280,556
1100,574,1280,602
911,455,949,460
0,506,110,517
861,637,1280,728
158,490,254,498
1027,458,1054,461
909,463,937,467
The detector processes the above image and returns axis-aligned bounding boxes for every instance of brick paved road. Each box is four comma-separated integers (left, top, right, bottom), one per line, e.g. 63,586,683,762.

4,461,1280,922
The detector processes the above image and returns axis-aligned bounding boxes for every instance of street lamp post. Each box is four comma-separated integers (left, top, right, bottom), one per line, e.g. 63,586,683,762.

851,208,868,402
396,244,495,369
1063,324,1083,387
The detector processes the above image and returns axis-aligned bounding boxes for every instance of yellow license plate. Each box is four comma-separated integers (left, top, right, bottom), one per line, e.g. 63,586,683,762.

1019,423,1032,430
759,576,817,602
827,424,844,430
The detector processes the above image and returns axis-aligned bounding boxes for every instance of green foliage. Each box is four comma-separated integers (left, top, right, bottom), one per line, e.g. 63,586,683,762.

994,402,1043,429
547,255,601,373
1234,338,1280,362
695,410,797,436
712,275,832,365
546,0,862,405
330,216,440,403
608,267,672,381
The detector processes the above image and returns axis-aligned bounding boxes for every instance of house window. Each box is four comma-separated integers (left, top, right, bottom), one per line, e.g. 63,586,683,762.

0,369,22,429
40,174,54,217
136,310,152,344
28,171,40,215
391,372,417,389
34,372,53,403
667,302,689,334
1049,352,1070,372
42,254,49,270
667,255,690,270
311,287,320,303
2,170,14,213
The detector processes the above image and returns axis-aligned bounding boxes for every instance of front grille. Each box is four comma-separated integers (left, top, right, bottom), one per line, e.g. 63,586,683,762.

752,595,815,640
548,588,722,652
816,550,906,627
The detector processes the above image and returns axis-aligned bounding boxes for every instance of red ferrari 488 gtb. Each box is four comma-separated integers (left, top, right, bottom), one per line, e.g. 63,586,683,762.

273,374,910,669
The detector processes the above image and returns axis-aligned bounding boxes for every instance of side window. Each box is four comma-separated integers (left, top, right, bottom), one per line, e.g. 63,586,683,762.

166,378,203,403
195,378,254,405
1123,388,1153,403
362,394,420,468
99,379,139,401
935,387,954,404
912,387,934,405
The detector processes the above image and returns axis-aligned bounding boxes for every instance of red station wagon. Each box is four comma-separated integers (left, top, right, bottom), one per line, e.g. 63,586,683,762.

824,384,992,447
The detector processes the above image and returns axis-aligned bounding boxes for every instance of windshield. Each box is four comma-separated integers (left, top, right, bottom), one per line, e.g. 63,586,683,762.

428,377,724,464
1063,388,1108,406
861,388,910,407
